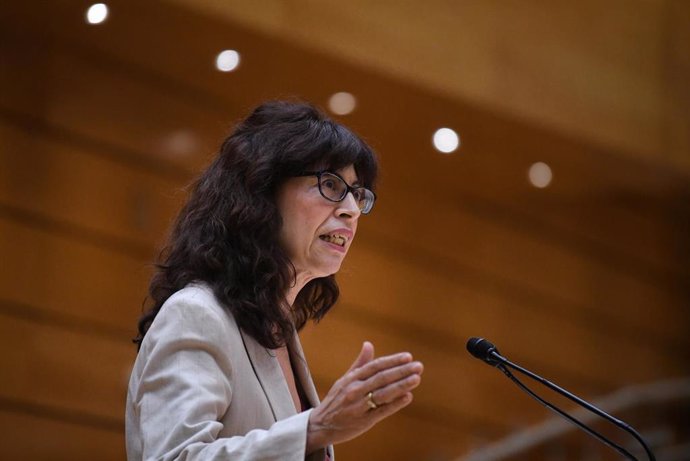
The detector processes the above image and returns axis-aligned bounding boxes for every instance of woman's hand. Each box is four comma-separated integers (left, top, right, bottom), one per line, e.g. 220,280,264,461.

306,341,423,453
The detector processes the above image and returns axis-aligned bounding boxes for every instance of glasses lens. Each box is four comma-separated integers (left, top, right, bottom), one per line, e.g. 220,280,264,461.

349,187,371,213
319,173,347,201
359,189,375,214
318,172,376,214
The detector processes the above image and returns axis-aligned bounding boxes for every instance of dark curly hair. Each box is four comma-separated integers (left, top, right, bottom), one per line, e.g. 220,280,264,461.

134,100,378,349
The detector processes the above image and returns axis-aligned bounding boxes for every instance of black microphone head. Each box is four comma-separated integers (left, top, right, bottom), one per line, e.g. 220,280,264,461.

466,337,501,366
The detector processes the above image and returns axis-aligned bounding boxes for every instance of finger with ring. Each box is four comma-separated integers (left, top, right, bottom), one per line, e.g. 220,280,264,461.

366,391,379,410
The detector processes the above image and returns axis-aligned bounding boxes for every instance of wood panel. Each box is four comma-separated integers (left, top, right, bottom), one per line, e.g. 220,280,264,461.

167,0,690,174
339,240,684,385
0,410,124,461
365,193,689,345
369,95,690,281
0,29,223,176
0,120,182,249
0,314,132,421
0,217,147,331
333,406,480,461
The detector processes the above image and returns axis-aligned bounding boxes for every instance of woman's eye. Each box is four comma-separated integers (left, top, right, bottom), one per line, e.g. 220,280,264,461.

352,189,364,201
322,179,338,190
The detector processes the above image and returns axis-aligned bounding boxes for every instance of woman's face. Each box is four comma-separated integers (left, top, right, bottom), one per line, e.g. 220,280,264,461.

277,164,362,285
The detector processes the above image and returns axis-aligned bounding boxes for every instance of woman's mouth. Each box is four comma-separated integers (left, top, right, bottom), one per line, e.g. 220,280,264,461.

319,233,348,247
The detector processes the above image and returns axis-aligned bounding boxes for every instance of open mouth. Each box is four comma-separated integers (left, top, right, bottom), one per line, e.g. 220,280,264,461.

319,234,347,247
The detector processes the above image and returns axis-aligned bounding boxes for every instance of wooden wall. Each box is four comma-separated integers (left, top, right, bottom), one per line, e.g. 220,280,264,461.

170,0,690,174
1,1,688,460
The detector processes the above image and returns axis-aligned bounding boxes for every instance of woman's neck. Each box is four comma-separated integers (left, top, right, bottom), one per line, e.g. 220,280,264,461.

285,270,314,307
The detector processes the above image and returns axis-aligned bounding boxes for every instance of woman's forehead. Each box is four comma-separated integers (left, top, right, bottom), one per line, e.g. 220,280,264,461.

307,151,375,187
309,160,357,179
333,165,359,184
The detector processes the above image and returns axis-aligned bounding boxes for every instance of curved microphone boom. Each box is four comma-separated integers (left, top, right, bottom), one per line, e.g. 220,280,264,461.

466,337,656,461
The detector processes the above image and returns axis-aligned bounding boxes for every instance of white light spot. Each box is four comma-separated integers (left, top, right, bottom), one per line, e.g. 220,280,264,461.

432,128,460,153
216,50,240,72
328,92,357,115
86,3,108,24
528,162,553,188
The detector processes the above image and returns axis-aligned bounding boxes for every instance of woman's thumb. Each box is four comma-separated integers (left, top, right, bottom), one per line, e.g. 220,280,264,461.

348,341,374,372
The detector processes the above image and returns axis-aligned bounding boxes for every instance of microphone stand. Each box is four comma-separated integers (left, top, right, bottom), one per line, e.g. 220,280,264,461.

490,350,656,461
497,363,638,459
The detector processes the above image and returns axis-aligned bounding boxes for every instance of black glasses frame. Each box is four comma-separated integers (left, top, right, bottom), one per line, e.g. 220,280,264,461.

298,170,376,214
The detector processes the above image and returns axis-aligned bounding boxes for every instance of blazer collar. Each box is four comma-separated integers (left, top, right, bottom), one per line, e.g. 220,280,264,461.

288,330,321,409
239,327,322,419
239,329,296,421
289,333,332,461
240,327,331,460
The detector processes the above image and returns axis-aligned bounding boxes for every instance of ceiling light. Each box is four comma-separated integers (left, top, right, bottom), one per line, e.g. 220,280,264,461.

432,128,460,153
86,3,108,24
328,92,356,115
216,50,240,72
528,162,553,188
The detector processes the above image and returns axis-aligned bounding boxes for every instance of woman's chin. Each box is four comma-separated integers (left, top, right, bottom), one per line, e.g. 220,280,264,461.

312,259,346,278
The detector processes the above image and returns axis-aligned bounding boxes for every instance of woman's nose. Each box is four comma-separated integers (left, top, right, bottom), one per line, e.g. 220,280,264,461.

336,192,362,219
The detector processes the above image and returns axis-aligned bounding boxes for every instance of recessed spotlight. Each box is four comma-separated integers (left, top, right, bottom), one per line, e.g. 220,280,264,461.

328,92,356,115
216,50,240,72
160,130,200,158
432,128,460,153
528,162,553,188
86,3,108,25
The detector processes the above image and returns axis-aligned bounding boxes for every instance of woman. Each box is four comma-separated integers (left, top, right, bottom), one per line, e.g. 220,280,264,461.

126,101,423,461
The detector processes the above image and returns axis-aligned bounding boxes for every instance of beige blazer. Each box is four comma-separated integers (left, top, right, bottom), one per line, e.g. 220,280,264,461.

126,283,332,461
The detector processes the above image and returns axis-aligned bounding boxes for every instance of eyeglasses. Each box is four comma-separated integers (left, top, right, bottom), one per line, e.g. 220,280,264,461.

298,170,376,214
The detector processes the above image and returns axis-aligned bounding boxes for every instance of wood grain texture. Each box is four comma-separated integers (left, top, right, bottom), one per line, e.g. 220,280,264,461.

0,120,182,248
0,409,124,461
169,0,690,173
0,1,687,460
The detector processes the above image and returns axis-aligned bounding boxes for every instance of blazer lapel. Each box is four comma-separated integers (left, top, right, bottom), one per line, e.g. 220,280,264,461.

289,332,334,461
288,330,321,409
239,329,296,422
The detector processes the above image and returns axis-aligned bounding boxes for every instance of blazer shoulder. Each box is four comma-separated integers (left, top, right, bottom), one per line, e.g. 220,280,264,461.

143,283,241,350
163,283,229,320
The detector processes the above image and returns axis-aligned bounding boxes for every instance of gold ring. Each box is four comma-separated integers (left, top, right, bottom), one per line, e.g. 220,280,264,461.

366,391,378,410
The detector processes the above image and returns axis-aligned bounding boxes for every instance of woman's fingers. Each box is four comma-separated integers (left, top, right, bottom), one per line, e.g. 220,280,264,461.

346,341,375,373
363,361,423,392
370,392,414,419
367,371,421,407
307,346,423,450
350,351,414,381
352,360,423,409
345,348,422,410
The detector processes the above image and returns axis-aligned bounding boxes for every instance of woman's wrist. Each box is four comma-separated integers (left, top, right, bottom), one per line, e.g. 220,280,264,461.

305,409,330,454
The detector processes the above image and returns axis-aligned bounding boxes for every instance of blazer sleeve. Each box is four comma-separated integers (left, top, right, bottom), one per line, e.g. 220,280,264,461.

128,296,312,461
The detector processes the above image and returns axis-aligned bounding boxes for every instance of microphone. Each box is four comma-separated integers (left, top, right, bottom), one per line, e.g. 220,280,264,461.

466,337,501,365
466,337,656,461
